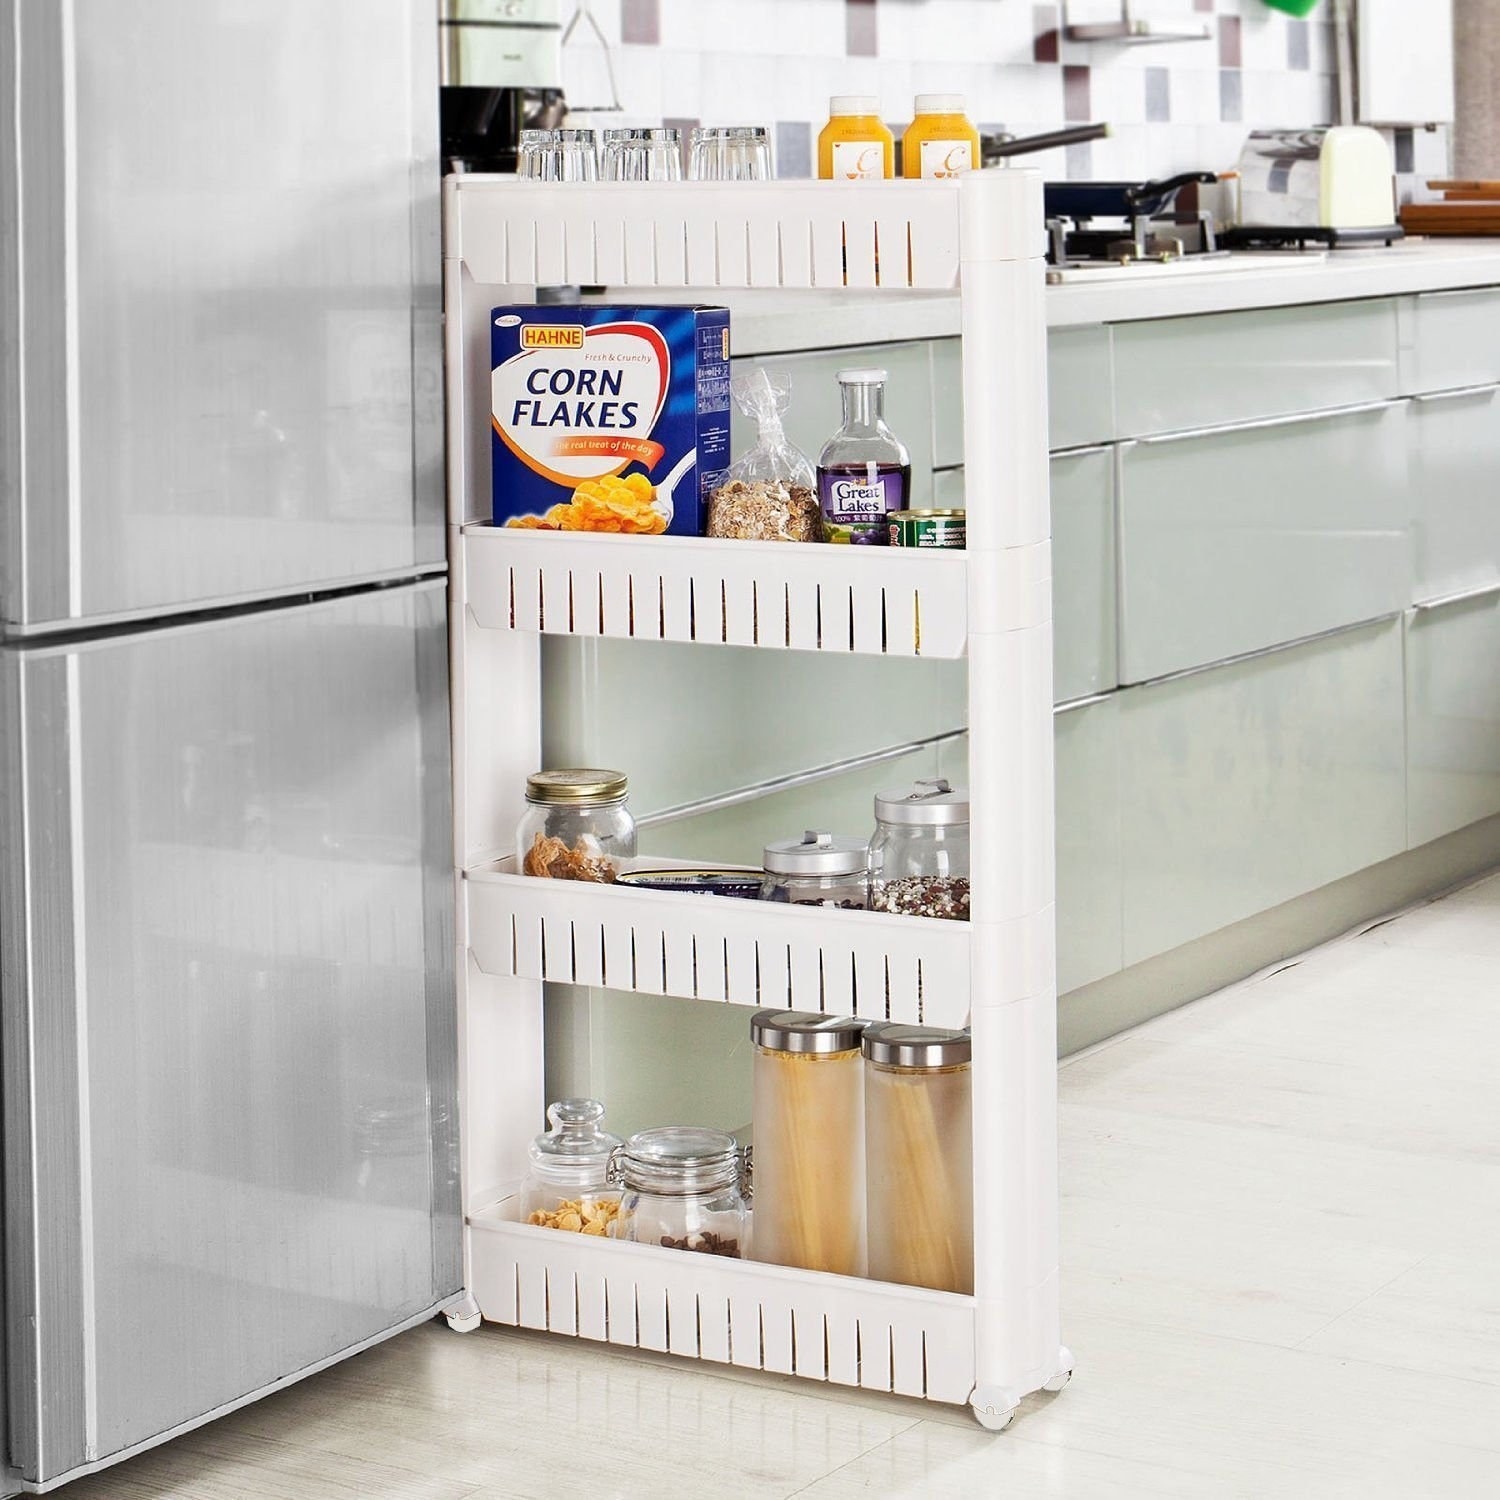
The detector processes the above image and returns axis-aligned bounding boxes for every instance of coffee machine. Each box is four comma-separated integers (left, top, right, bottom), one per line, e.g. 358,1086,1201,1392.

440,0,567,174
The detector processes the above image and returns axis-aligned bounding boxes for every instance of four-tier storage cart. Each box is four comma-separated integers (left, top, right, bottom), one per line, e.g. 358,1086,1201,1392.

441,169,1070,1430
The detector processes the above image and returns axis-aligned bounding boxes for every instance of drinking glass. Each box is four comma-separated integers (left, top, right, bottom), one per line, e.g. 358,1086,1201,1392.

602,127,684,182
518,128,599,182
689,125,774,182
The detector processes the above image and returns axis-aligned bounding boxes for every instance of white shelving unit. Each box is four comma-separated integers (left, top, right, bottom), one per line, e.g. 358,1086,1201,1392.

442,173,1069,1430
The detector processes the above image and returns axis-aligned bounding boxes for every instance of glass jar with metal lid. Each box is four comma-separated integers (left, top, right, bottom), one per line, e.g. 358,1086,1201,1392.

862,1023,972,1294
761,830,870,908
750,1011,866,1276
520,1098,623,1235
869,778,970,920
516,768,636,881
609,1126,748,1257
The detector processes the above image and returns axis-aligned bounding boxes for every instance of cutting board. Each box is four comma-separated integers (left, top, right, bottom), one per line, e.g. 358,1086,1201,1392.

1401,200,1500,236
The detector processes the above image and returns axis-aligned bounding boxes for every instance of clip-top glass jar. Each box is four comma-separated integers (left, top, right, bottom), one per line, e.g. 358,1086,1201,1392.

863,1023,973,1293
517,768,636,881
610,1126,748,1258
750,1011,866,1275
521,1098,623,1234
869,778,970,920
761,830,870,908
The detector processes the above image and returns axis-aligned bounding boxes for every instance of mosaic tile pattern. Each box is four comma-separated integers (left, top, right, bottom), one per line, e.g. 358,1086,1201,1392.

567,0,1419,184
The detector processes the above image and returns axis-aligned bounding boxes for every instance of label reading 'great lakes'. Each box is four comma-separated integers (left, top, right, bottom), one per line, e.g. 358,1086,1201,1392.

818,464,908,544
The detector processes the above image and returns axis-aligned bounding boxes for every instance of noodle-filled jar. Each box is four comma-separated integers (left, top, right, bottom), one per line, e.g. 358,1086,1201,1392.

749,1011,866,1276
862,1023,972,1293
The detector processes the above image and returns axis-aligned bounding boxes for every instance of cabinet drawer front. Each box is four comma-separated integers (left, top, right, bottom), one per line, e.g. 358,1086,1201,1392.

929,453,1116,703
1411,384,1500,604
1118,402,1411,683
932,326,1113,464
1055,697,1123,995
733,342,934,498
1408,288,1500,395
1112,300,1400,439
1119,620,1406,965
1406,592,1500,848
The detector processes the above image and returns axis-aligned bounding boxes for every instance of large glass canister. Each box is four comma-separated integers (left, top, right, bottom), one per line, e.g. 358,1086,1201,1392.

611,1126,748,1258
862,1024,973,1293
749,1011,866,1276
520,1099,623,1235
869,778,970,920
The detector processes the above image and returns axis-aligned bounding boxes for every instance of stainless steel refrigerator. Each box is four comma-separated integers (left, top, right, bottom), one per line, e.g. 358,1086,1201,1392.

0,3,460,1491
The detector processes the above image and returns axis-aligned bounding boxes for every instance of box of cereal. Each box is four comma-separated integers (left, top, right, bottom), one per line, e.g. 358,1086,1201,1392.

490,305,731,536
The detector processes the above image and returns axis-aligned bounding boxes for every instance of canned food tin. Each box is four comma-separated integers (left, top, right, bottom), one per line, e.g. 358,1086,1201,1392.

616,868,764,899
888,509,966,549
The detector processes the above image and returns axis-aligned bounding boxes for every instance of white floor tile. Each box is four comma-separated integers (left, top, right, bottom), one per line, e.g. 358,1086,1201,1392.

53,867,1500,1499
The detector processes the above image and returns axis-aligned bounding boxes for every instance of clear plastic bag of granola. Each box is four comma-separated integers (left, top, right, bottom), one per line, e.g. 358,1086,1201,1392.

706,369,824,542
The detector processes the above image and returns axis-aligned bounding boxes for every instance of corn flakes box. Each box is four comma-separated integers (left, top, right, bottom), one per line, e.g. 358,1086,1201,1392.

491,305,731,536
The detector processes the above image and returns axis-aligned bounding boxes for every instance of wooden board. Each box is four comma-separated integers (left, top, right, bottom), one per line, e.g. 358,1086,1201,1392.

1401,201,1500,236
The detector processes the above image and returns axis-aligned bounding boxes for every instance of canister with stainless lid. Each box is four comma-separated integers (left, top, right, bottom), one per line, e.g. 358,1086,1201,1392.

869,779,970,919
862,1023,973,1293
761,830,870,908
749,1011,866,1275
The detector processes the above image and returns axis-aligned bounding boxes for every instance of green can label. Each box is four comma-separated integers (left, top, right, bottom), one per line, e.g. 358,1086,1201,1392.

888,510,966,549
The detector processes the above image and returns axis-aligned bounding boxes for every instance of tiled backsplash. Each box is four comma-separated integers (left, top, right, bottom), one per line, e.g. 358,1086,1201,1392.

564,0,1349,182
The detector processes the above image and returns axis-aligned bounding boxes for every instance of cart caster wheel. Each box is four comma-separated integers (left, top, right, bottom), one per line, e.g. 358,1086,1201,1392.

970,1387,1021,1431
1043,1346,1074,1393
443,1295,481,1334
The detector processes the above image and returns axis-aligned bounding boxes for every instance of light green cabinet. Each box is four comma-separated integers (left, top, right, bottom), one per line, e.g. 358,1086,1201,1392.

1050,446,1117,702
1112,299,1401,438
1117,620,1407,965
1055,699,1123,994
1406,288,1500,395
1406,594,1500,848
1409,384,1500,604
1117,402,1411,683
933,324,1113,465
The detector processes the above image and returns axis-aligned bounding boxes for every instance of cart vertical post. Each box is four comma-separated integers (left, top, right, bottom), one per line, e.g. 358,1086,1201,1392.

958,171,1070,1429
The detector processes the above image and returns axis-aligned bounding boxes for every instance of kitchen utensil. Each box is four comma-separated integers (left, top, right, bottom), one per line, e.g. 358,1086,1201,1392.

690,126,774,182
559,0,623,113
981,123,1112,167
1043,172,1217,221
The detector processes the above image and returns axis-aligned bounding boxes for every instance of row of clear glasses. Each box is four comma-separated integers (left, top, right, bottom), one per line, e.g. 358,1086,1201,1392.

517,126,775,182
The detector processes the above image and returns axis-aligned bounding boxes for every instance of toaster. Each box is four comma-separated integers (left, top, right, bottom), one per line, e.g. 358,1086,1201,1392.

1234,127,1399,235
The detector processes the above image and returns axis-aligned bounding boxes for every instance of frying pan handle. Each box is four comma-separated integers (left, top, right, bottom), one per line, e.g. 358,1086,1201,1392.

1124,171,1219,213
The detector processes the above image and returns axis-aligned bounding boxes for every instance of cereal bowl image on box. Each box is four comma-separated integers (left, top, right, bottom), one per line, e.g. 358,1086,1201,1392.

491,306,730,536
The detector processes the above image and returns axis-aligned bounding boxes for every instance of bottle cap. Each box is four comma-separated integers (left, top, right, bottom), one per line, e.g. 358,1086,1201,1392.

874,778,970,827
862,1023,972,1069
525,768,628,804
829,95,880,117
762,829,870,876
914,93,967,115
835,367,889,385
750,1010,867,1055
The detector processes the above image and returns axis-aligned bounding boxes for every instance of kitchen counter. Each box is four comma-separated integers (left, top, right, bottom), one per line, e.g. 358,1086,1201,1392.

707,237,1500,352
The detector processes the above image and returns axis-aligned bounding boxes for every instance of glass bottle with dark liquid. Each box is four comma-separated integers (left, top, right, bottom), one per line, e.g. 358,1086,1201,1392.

817,368,912,545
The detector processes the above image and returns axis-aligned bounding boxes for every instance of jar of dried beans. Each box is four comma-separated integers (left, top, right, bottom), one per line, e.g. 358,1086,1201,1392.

862,1024,972,1294
609,1126,748,1258
520,1098,623,1235
868,779,970,920
761,830,870,908
517,769,636,881
750,1011,866,1276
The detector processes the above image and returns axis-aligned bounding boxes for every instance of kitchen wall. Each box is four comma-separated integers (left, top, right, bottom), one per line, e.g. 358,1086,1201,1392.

565,0,1345,182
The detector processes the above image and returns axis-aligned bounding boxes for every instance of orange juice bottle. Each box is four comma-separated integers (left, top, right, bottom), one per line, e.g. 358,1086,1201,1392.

818,96,894,181
902,94,980,179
